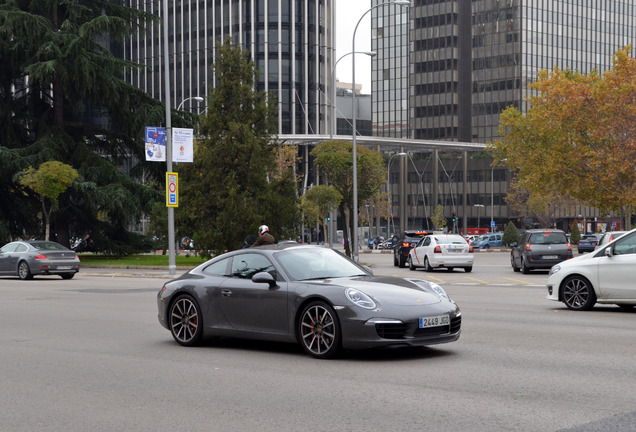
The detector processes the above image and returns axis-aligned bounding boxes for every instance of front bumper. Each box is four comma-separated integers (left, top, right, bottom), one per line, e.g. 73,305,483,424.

338,307,461,350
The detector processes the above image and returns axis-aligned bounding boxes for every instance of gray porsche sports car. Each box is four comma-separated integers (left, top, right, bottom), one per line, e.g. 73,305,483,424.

157,243,461,358
0,240,80,280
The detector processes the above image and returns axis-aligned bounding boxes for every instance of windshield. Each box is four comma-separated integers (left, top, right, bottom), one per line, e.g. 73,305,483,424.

275,247,369,281
31,241,67,251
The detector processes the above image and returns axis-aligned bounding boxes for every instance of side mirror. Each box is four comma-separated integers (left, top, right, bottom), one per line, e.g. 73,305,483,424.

252,271,277,287
510,241,518,247
362,265,373,275
604,247,613,258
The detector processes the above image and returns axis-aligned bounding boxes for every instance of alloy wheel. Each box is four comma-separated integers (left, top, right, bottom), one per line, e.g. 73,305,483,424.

169,296,202,346
563,276,596,310
299,302,340,359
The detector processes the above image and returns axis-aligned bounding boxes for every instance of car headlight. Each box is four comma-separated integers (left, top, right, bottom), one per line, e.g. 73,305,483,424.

549,264,561,276
428,282,450,301
345,288,376,309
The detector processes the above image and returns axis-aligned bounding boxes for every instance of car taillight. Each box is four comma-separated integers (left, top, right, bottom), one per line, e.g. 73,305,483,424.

469,245,474,253
525,243,532,252
567,243,572,252
35,254,48,260
434,246,441,253
402,242,409,247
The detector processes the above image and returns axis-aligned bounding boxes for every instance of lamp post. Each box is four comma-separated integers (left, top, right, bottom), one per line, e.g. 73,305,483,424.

387,152,406,238
330,52,376,139
177,96,204,111
474,204,484,229
352,0,410,262
490,159,506,233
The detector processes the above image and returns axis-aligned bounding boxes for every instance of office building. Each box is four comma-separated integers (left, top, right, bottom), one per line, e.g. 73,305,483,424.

123,0,334,135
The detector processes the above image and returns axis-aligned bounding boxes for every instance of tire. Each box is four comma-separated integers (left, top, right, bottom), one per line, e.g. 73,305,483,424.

521,258,530,274
398,255,406,268
424,257,433,272
408,256,416,271
562,276,596,311
298,301,341,359
511,254,520,272
18,261,33,280
464,266,473,273
169,295,203,346
484,244,490,249
393,253,398,267
60,273,75,280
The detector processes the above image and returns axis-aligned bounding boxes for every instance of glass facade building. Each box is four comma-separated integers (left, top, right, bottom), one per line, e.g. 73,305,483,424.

372,0,636,234
123,0,334,135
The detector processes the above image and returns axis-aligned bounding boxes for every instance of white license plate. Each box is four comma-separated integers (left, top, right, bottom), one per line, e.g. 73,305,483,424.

57,266,72,270
419,315,450,328
542,255,558,260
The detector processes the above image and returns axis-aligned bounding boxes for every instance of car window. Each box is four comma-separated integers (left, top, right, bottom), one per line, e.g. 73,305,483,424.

529,233,567,244
0,243,18,253
202,257,231,277
14,244,28,252
31,241,67,251
423,237,431,246
435,235,465,244
231,253,277,280
613,233,636,256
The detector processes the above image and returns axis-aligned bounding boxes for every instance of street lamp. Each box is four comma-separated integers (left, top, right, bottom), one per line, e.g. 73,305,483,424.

387,152,406,238
474,204,484,228
330,51,376,140
177,96,204,111
352,0,410,262
490,159,506,233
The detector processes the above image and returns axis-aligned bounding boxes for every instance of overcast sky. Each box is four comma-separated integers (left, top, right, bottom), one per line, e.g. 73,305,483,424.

335,2,372,94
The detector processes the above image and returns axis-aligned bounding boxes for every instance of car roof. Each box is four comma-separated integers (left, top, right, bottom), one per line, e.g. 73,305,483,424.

525,229,566,233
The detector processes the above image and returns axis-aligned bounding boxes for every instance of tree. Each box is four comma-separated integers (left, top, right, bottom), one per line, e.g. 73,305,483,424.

18,161,79,241
300,185,342,244
311,140,386,257
178,37,299,256
505,177,577,228
0,0,164,247
490,47,636,229
570,219,581,245
502,221,520,247
431,204,447,231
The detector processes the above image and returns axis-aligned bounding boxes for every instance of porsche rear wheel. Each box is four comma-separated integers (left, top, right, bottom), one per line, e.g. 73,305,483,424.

169,295,203,346
562,276,596,311
18,261,33,280
298,301,341,359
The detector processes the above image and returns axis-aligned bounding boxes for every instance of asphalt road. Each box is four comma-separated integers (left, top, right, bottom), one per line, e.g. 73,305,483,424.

1,252,635,432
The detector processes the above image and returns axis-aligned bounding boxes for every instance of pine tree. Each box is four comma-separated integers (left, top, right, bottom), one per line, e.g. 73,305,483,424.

178,37,299,255
0,0,165,248
502,221,520,246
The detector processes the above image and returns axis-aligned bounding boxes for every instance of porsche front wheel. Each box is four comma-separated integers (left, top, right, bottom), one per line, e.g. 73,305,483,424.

298,301,341,359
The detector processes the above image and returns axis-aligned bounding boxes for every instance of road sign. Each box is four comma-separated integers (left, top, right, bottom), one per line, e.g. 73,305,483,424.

166,172,178,207
491,220,496,228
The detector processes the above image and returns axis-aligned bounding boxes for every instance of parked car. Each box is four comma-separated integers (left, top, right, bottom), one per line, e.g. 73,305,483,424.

157,243,461,358
471,233,503,249
393,230,430,267
547,228,636,310
510,229,572,273
595,231,627,250
0,240,80,280
408,234,474,272
577,234,599,253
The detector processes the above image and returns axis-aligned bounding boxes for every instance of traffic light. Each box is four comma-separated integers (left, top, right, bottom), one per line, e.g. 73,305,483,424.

452,212,456,222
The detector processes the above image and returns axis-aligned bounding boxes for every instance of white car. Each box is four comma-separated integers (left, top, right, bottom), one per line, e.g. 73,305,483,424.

547,228,636,310
408,234,474,272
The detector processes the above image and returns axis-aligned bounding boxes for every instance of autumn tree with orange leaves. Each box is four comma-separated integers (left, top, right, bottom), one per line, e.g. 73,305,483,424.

490,47,636,229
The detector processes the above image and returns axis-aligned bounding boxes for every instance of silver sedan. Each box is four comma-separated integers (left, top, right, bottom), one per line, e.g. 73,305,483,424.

0,240,81,280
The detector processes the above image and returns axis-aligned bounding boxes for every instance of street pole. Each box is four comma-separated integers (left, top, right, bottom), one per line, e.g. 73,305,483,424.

352,0,410,262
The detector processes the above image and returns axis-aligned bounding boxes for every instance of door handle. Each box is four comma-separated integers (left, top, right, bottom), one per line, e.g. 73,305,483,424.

221,289,232,297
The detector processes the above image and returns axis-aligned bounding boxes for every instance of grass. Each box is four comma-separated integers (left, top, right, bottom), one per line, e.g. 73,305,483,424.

78,253,208,267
